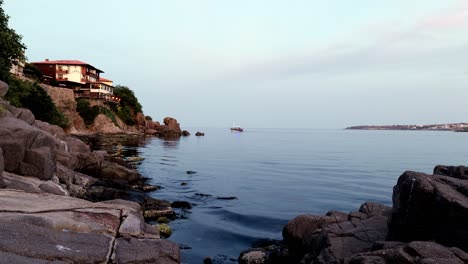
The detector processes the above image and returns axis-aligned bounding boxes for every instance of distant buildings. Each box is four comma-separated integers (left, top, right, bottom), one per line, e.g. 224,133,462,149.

9,60,25,76
31,59,120,104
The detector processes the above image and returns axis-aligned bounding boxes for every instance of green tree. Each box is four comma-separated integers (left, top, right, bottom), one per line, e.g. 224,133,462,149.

113,85,143,125
6,78,69,128
0,0,26,81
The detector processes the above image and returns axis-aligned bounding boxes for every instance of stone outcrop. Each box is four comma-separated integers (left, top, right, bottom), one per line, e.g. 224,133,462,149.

240,166,468,264
90,114,123,134
41,84,86,132
0,190,179,263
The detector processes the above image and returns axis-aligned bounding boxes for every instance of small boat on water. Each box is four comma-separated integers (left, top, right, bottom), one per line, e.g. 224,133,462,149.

230,122,244,132
230,127,244,132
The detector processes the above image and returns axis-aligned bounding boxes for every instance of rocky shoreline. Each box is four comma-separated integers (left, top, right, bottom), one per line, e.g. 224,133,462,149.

0,83,182,262
238,166,468,264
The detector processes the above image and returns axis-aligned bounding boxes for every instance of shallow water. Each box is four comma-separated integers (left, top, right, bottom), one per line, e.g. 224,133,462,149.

131,128,468,263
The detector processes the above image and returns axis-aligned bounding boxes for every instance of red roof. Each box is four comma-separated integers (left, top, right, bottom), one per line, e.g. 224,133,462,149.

32,59,103,73
98,77,112,82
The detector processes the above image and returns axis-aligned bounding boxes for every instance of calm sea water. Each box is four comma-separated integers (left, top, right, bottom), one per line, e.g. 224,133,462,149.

133,128,468,263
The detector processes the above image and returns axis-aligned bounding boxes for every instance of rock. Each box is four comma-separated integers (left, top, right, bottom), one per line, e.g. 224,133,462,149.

157,223,173,238
388,170,468,252
135,112,146,128
0,190,179,263
34,120,66,140
111,237,180,264
434,165,468,180
203,256,213,264
171,200,192,209
349,241,468,264
90,114,122,134
196,132,205,136
282,212,348,258
11,108,35,125
158,117,182,137
217,196,238,200
0,80,8,97
182,130,190,136
239,250,267,264
180,182,188,186
157,217,170,223
146,128,158,135
186,170,197,174
143,197,176,219
0,117,58,180
0,148,5,188
1,172,70,196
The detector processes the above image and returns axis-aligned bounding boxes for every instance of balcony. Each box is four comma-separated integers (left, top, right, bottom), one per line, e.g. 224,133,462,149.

74,92,121,104
56,69,68,74
56,77,68,81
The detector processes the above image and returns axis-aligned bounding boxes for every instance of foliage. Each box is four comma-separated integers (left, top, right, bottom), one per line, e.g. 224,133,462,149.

76,99,98,125
113,85,142,125
114,105,135,126
145,115,152,121
23,63,43,80
5,77,69,128
76,98,118,126
0,0,26,81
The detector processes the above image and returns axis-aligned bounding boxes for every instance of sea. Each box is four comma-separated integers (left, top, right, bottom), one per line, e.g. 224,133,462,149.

105,128,468,263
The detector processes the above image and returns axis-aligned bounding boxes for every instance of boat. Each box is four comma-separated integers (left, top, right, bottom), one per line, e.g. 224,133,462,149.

230,127,244,132
230,122,244,132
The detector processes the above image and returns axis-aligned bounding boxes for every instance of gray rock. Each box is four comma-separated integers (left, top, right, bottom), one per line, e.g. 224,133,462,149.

111,237,180,264
0,80,8,97
239,250,266,264
349,241,468,264
19,147,55,180
388,170,468,252
0,148,4,188
2,172,68,196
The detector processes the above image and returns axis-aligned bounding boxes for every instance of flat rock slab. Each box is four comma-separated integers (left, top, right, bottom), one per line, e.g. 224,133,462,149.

0,190,179,263
112,237,180,264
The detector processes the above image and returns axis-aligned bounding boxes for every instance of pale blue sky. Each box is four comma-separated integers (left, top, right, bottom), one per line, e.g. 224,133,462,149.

4,0,468,128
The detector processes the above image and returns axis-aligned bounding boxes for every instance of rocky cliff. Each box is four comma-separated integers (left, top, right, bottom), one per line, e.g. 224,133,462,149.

0,82,180,263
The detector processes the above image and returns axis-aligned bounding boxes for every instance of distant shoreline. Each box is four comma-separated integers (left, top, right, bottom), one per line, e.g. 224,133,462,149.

345,123,468,132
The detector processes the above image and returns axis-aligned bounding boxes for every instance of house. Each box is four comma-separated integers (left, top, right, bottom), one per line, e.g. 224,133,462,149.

31,59,119,104
10,60,25,76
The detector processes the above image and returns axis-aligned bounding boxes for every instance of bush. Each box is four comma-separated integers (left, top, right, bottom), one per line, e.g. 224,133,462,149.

113,85,143,125
114,105,135,126
5,77,69,128
23,63,43,80
76,98,118,126
145,115,152,121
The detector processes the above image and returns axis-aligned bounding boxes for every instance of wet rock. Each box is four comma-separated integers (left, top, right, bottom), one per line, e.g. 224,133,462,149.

180,182,188,186
143,197,175,219
157,223,173,238
186,170,197,174
203,256,213,264
131,184,161,192
196,132,205,136
349,241,468,264
388,170,468,252
182,130,190,136
171,200,192,209
239,250,267,264
195,193,213,197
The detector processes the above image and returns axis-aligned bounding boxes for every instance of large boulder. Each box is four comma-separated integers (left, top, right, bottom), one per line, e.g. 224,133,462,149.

0,117,58,180
434,165,468,180
159,117,182,137
135,112,146,128
388,170,468,252
0,80,8,97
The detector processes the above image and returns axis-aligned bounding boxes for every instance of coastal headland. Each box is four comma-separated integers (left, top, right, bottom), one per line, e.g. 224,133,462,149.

346,123,468,132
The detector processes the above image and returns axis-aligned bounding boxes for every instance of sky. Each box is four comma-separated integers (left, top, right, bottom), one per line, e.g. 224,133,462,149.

4,0,468,128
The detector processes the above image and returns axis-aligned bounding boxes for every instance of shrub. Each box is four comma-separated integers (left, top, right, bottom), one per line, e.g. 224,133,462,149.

76,98,118,127
5,77,69,128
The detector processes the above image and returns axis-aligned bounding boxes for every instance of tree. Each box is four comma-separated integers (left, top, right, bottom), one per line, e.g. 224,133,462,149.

113,85,143,125
0,0,26,81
